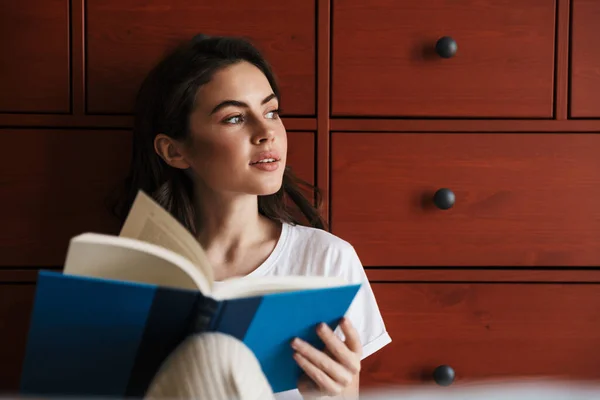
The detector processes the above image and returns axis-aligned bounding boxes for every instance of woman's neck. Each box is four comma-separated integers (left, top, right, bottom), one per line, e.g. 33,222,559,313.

195,191,281,280
197,194,263,248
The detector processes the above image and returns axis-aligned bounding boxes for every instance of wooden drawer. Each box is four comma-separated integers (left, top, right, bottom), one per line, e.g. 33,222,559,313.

0,282,36,391
0,129,314,267
286,131,315,186
362,282,600,387
331,0,555,118
330,133,600,267
0,130,132,267
0,0,69,113
570,0,600,118
86,0,315,116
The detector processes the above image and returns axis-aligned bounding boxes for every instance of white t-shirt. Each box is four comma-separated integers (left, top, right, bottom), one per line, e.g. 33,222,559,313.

215,222,392,400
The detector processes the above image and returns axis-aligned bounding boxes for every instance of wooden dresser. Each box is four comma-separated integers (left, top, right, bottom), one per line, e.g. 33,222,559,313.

2,0,600,392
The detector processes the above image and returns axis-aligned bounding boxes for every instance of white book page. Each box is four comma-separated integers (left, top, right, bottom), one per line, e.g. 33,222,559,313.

63,233,211,294
212,275,348,300
119,190,214,288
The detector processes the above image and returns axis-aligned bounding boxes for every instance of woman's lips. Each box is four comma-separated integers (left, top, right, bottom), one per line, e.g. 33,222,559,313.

250,151,281,165
250,159,280,171
249,150,281,171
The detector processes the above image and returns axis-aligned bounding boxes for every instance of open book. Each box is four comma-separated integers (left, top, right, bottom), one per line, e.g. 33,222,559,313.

19,191,361,397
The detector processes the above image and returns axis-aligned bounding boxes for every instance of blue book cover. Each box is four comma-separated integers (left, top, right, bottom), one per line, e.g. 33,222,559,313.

19,270,361,397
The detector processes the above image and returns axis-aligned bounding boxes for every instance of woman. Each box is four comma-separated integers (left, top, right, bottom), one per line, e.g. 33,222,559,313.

113,34,391,399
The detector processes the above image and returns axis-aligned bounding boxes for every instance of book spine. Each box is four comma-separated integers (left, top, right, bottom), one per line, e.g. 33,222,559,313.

186,294,220,335
208,301,226,331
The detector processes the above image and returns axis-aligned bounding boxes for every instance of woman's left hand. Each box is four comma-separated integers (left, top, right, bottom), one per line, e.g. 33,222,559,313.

291,317,362,398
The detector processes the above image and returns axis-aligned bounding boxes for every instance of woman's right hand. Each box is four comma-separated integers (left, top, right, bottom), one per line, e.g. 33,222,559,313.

292,318,362,399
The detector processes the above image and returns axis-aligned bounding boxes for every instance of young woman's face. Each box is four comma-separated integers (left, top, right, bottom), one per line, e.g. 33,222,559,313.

185,61,287,196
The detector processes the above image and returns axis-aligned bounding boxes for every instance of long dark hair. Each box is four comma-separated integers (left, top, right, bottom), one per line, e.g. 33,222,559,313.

111,34,326,235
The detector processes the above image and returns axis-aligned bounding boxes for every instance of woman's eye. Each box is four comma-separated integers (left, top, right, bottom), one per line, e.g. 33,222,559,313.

265,109,280,119
224,115,243,124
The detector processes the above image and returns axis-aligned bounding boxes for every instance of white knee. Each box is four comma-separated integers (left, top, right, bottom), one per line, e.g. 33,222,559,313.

145,333,273,400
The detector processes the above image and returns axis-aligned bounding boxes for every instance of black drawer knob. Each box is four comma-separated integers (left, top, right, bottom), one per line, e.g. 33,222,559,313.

435,36,458,58
433,365,455,386
433,188,455,210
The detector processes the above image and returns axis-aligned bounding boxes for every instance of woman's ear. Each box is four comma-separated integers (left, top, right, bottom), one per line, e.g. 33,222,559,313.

153,133,191,169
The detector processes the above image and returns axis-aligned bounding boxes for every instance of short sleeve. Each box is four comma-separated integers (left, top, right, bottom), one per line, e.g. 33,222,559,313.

334,245,392,360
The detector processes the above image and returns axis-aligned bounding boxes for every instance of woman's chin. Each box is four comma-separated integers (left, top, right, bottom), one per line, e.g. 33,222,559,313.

252,181,284,196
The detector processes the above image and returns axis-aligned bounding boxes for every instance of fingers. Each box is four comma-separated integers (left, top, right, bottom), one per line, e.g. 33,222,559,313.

316,322,361,374
339,317,363,356
291,337,354,388
292,319,363,397
293,351,344,396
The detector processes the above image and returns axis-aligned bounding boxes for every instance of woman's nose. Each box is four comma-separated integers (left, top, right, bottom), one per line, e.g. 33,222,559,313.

253,126,275,145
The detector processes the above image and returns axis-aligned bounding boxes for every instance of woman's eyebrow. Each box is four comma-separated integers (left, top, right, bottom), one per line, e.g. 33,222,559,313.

210,93,277,115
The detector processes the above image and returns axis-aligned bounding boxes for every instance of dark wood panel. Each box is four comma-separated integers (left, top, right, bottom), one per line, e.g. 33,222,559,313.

287,131,315,186
0,129,132,266
331,0,556,118
71,0,85,115
0,114,134,129
362,283,600,387
365,268,600,283
0,0,69,113
282,131,316,224
0,284,36,392
330,119,600,132
570,0,600,118
316,0,331,222
554,0,570,120
331,133,600,266
0,269,58,283
86,0,316,115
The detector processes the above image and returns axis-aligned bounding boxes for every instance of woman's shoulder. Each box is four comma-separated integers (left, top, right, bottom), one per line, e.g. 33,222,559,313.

280,223,362,277
285,223,355,255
